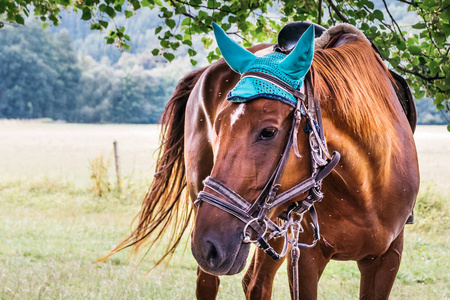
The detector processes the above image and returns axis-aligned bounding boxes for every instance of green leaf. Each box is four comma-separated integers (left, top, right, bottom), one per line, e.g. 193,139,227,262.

167,19,176,29
198,10,209,19
163,52,175,62
155,26,162,34
412,23,426,29
170,42,180,50
447,125,450,132
49,15,59,26
125,10,133,18
408,45,421,55
190,59,198,66
397,40,406,51
188,49,197,57
439,56,449,64
90,23,102,30
181,18,190,26
131,0,141,10
15,15,25,25
373,9,384,21
435,94,444,105
390,57,401,67
152,49,160,55
99,20,109,28
415,90,425,99
81,8,91,21
106,37,115,44
222,23,231,31
182,40,192,46
104,6,116,18
42,22,49,30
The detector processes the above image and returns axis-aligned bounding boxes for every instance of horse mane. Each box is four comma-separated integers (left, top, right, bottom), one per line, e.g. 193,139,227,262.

99,67,207,268
311,37,400,150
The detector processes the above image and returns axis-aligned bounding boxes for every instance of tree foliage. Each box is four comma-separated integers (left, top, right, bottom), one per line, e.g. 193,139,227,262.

0,24,82,120
0,22,176,123
1,0,449,126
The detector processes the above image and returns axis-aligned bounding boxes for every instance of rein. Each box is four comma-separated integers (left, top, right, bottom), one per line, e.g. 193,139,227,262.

194,71,340,299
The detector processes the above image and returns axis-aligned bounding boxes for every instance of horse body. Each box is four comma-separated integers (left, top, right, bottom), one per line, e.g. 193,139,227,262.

186,33,419,299
105,27,419,299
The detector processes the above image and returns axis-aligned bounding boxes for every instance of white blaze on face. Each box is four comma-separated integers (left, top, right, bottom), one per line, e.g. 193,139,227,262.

230,103,245,127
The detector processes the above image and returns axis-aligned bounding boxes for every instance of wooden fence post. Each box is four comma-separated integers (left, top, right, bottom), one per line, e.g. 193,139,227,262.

113,140,122,194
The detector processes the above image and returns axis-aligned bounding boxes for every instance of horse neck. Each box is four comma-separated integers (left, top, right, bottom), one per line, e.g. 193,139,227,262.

318,81,404,200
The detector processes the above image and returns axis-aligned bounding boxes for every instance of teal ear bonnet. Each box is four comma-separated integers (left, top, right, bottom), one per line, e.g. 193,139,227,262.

212,22,315,107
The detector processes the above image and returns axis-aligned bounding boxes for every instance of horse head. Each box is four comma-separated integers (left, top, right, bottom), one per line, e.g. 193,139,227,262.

191,23,318,275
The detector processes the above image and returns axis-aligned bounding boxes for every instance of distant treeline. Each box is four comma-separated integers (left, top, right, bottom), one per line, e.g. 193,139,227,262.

0,20,446,124
0,22,177,123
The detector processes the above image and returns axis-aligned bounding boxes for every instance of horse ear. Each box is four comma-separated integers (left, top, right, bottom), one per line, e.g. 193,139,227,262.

212,22,256,74
279,25,315,79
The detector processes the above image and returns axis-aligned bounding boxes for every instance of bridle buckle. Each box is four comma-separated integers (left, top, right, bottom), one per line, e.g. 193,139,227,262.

243,218,268,244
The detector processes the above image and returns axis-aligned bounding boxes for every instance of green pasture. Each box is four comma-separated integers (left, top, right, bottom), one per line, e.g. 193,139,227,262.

0,121,449,299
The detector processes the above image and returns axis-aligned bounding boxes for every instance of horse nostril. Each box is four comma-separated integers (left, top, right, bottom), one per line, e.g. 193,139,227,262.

206,241,223,269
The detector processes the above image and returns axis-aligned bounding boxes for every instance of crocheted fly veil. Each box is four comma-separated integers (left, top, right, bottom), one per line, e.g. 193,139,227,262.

212,22,315,107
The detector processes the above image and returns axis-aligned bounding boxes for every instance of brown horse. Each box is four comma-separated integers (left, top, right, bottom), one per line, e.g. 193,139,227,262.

105,25,419,299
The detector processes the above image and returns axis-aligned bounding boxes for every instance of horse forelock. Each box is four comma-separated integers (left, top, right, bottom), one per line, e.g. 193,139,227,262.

311,38,400,153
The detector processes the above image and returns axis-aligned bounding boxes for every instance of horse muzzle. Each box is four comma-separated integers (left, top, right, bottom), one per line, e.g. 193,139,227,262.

191,204,251,276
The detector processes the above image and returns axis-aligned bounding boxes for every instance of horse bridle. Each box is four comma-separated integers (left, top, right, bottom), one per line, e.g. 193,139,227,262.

194,71,340,263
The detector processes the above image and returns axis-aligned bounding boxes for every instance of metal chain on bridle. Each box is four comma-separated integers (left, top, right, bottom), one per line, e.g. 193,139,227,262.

194,71,340,300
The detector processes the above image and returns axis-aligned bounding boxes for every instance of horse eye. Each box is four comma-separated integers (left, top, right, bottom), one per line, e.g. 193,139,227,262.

260,127,278,140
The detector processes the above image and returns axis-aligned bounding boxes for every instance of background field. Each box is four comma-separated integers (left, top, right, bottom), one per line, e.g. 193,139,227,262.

0,121,448,299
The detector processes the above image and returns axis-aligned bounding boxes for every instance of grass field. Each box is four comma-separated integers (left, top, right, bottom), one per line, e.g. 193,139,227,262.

0,121,449,299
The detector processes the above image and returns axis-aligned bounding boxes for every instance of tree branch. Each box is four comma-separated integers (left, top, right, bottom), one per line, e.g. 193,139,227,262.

394,64,445,81
168,0,213,32
418,7,443,56
438,4,450,13
362,5,397,35
397,0,414,5
318,0,323,25
325,0,349,23
382,0,406,41
326,4,336,25
171,0,239,14
231,32,250,44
